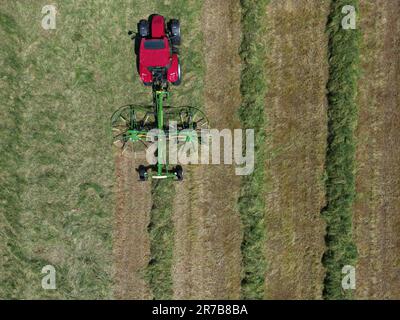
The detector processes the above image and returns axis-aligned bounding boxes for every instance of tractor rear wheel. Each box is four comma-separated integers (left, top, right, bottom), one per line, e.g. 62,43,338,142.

171,62,181,86
138,20,149,37
169,19,181,45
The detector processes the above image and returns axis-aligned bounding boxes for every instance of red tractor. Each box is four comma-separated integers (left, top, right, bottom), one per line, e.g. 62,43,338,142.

132,14,181,88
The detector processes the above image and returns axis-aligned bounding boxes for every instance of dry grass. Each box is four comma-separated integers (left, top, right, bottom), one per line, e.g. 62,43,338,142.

264,0,329,299
113,149,152,299
353,0,400,299
171,0,243,299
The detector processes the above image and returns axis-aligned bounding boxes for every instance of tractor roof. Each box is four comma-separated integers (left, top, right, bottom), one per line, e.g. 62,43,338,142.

140,37,170,68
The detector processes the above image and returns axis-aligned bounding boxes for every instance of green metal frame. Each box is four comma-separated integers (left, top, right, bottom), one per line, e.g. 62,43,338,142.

112,91,209,180
124,90,177,179
154,90,175,179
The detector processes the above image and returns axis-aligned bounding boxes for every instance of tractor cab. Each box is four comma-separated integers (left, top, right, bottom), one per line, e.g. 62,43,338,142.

136,15,181,87
139,38,170,78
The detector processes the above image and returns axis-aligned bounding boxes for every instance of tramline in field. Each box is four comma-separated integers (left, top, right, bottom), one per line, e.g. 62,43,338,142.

111,14,209,181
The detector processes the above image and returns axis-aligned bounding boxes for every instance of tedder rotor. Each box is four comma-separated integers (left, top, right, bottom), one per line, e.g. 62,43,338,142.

111,14,209,181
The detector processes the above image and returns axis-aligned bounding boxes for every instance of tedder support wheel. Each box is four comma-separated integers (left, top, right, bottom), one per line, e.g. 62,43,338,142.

138,165,147,181
175,165,183,181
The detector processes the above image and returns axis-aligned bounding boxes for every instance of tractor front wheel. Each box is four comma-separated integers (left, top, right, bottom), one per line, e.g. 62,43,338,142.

138,20,149,37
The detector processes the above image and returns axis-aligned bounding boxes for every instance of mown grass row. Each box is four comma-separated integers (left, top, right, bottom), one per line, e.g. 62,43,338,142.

144,0,204,299
322,0,360,299
237,0,269,300
145,180,175,299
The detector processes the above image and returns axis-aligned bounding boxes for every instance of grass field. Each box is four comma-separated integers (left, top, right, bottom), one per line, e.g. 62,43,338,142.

0,0,130,298
1,0,399,300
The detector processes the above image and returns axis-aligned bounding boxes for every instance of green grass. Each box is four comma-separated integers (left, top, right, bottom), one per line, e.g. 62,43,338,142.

322,0,360,299
0,7,50,298
0,0,142,298
157,0,204,108
0,13,28,296
237,0,269,300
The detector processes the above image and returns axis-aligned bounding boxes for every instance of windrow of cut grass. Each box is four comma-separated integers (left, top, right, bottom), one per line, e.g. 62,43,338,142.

322,0,361,299
145,180,175,299
237,0,269,300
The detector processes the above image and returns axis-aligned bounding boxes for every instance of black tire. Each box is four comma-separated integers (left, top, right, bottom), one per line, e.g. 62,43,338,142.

175,165,183,181
138,20,149,37
143,81,152,86
171,62,181,86
169,19,181,45
172,46,179,54
172,35,181,46
138,165,147,181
